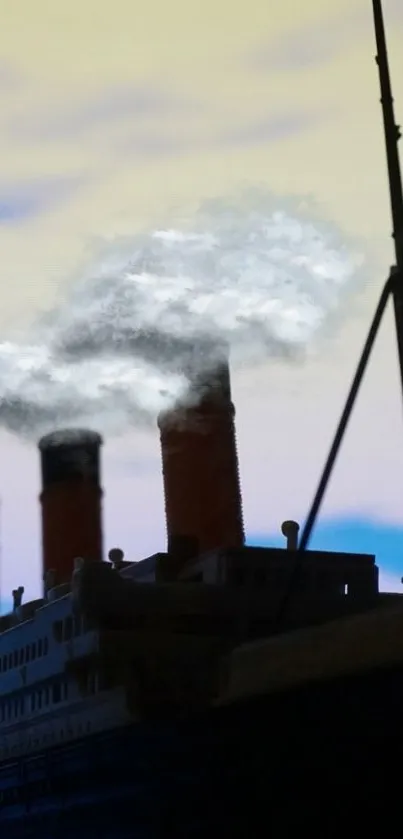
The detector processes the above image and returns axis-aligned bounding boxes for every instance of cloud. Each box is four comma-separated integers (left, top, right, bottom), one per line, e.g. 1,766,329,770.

252,31,343,73
0,188,363,439
246,5,384,74
115,130,196,160
219,110,326,147
116,108,325,163
249,3,403,76
249,515,403,591
9,82,196,143
6,68,322,161
248,15,355,73
0,175,85,224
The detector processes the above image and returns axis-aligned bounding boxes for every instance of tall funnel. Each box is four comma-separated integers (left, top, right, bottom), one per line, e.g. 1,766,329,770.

158,341,244,562
39,429,103,592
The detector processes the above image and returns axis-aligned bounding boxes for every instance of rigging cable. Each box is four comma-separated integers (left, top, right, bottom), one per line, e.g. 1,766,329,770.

275,271,396,626
275,0,403,626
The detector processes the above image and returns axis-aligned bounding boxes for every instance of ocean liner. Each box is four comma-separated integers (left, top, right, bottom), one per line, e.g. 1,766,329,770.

1,1,403,836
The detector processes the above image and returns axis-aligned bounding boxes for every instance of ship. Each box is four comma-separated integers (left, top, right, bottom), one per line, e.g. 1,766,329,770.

1,1,403,836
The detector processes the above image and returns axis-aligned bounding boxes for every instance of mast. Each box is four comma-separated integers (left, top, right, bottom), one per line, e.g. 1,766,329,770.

372,0,403,265
372,0,403,391
277,2,403,594
274,2,403,623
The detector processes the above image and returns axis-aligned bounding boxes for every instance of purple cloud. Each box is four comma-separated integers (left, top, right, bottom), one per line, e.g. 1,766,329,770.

219,110,325,147
116,130,195,159
9,83,196,143
0,176,85,224
246,5,397,74
249,16,356,73
115,107,324,162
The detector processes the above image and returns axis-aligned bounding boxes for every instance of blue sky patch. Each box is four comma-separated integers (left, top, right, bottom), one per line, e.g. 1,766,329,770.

249,515,403,583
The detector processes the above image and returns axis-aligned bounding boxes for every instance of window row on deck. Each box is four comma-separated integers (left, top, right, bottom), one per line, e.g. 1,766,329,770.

0,637,49,674
0,718,94,769
0,681,69,722
0,614,92,674
0,673,99,723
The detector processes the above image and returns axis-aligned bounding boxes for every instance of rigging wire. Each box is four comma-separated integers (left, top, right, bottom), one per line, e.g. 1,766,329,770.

275,270,397,627
275,0,403,626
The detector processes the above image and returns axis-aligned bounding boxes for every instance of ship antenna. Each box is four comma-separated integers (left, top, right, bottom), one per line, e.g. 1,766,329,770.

275,1,403,624
372,0,403,266
372,0,403,380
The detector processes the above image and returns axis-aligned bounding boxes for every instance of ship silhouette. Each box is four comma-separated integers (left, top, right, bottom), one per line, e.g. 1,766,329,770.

1,2,403,835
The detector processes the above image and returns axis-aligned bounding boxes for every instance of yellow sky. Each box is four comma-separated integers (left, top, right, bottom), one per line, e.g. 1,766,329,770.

0,0,401,325
1,0,403,601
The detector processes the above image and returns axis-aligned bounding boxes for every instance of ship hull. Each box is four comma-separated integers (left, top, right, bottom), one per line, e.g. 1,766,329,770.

1,660,401,837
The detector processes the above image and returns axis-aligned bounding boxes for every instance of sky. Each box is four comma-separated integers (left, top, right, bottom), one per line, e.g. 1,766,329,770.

1,0,403,608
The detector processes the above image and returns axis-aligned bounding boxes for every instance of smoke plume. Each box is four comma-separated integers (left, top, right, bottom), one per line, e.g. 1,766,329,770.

0,190,365,439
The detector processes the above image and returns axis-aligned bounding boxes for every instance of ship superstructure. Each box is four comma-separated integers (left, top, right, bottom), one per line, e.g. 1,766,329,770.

0,347,395,765
0,3,403,831
0,428,128,764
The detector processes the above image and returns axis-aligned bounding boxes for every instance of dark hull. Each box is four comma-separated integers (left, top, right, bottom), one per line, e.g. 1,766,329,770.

1,662,402,837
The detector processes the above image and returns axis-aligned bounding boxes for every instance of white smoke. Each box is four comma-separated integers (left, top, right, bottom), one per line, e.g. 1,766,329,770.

0,190,365,439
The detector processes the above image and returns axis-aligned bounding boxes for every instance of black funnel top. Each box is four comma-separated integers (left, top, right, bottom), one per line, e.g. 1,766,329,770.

38,428,102,489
